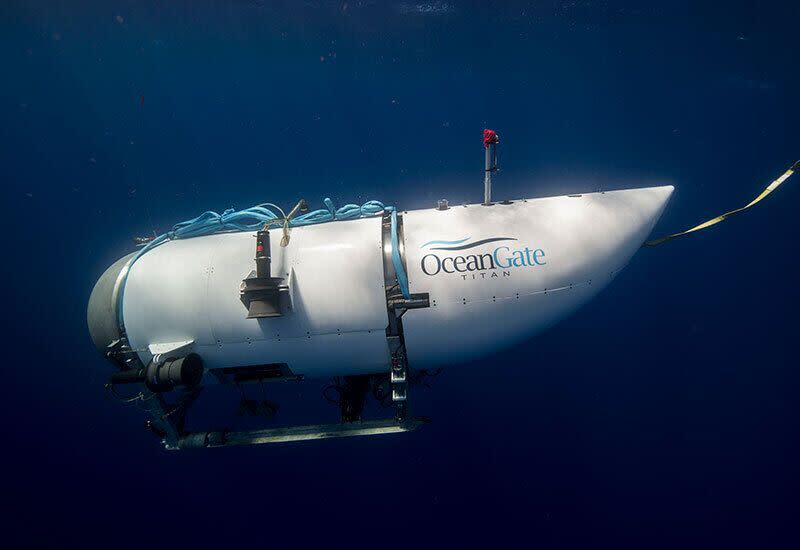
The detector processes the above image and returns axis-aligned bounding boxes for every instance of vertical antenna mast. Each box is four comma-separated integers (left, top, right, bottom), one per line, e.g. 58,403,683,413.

483,129,500,205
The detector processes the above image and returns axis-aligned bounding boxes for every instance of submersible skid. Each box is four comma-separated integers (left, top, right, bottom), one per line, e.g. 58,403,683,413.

88,131,675,448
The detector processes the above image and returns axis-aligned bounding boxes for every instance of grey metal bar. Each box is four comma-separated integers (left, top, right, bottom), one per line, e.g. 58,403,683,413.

170,417,428,450
484,146,493,205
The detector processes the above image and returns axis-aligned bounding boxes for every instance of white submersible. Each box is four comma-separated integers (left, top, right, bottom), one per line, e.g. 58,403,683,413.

89,130,675,449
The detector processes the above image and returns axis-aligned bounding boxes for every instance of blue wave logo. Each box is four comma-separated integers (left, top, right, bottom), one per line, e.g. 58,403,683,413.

420,236,517,251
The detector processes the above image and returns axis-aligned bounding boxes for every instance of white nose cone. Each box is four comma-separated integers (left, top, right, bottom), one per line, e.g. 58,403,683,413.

400,185,674,367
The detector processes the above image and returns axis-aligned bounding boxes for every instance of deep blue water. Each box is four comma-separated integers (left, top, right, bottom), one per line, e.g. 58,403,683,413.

2,1,799,547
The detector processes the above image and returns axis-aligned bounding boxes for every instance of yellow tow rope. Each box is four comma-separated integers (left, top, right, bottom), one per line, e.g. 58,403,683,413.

644,160,800,247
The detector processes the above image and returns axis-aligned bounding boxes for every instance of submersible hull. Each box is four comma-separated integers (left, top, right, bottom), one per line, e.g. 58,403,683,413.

89,185,673,381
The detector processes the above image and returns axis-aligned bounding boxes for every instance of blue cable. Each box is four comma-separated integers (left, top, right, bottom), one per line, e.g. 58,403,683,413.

118,198,411,327
390,208,411,299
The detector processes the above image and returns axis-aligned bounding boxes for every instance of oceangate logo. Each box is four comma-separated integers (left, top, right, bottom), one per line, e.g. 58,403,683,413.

419,237,546,280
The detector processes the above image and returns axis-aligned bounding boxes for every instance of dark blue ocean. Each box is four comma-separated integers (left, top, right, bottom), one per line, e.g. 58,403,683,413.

2,1,799,547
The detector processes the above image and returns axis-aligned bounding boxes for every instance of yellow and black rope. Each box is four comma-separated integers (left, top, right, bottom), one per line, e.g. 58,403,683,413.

645,160,799,247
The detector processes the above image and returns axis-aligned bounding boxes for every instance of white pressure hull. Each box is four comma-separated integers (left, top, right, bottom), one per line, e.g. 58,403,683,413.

113,185,673,379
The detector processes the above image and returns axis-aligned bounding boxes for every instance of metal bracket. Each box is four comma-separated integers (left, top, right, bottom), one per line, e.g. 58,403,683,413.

148,340,194,362
380,211,424,422
387,292,430,311
106,332,184,448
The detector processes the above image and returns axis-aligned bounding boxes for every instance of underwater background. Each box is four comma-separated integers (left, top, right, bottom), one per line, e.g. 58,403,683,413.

2,1,799,547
